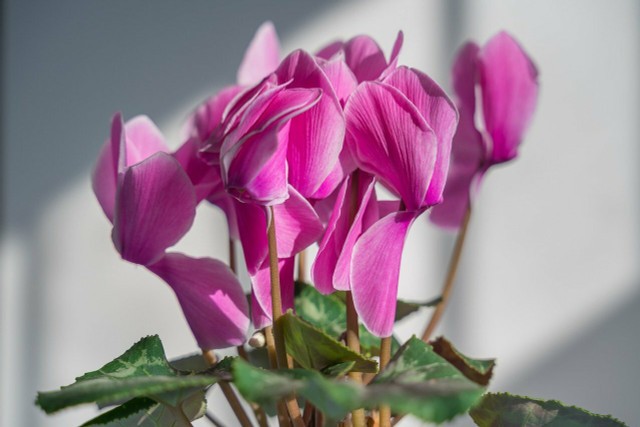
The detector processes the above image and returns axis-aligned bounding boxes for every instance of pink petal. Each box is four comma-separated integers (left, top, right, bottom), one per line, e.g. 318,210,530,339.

251,290,272,330
221,86,322,205
319,56,358,105
316,40,344,60
311,176,350,294
379,31,404,80
275,50,346,198
345,81,437,211
428,163,478,230
92,113,170,222
113,152,196,266
332,173,378,291
237,21,281,86
383,67,458,206
343,35,387,82
479,32,539,163
309,145,357,200
148,253,249,350
234,201,268,275
173,137,221,203
250,257,295,326
273,185,324,258
351,211,419,337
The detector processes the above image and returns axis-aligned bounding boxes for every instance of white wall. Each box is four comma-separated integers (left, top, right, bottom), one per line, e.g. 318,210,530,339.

2,1,638,426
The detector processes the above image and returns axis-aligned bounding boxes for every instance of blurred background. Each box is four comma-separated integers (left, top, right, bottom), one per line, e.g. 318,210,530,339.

1,0,639,425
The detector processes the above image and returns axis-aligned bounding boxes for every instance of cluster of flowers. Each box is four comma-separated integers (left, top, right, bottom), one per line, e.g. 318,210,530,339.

92,23,538,350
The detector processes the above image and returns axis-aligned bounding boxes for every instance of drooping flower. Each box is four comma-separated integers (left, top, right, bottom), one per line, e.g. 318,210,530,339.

92,113,249,350
343,66,458,337
430,32,539,229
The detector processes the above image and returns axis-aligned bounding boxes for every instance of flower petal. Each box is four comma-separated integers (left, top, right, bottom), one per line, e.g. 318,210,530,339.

173,137,221,203
351,210,419,337
222,86,322,204
311,176,350,294
113,152,196,265
332,173,378,291
148,253,250,350
345,81,437,211
383,67,458,206
319,56,358,105
273,185,324,258
275,50,346,197
123,115,170,167
479,32,539,163
343,35,387,82
251,257,295,327
234,201,268,275
237,21,281,86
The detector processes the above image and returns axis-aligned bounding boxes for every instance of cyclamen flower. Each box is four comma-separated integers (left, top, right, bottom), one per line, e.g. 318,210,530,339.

341,66,458,337
430,32,539,229
92,113,249,350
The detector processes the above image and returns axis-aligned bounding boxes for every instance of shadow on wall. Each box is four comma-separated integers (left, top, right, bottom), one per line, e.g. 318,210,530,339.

505,284,640,426
5,0,338,233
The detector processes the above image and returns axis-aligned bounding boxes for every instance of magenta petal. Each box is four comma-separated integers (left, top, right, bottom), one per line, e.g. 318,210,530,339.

275,50,346,197
113,152,196,265
319,56,358,105
316,40,344,60
173,137,221,203
222,86,322,204
237,21,281,86
479,32,539,163
379,31,404,80
309,146,357,200
148,253,249,350
123,115,170,167
384,67,458,206
311,177,350,294
351,211,419,337
345,81,437,211
251,291,271,330
251,257,295,326
92,137,118,222
332,173,377,291
234,201,268,275
343,35,387,82
273,185,324,258
429,164,477,230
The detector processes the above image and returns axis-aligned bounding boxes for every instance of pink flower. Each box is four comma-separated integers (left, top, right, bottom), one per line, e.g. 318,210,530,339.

341,66,458,337
92,113,249,349
430,32,539,229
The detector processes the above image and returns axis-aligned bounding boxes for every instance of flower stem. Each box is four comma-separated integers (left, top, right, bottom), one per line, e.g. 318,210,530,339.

378,336,392,427
297,249,307,283
202,351,253,427
267,206,305,427
421,205,472,342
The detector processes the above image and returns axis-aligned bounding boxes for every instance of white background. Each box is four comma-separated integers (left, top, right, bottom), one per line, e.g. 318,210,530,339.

2,1,639,426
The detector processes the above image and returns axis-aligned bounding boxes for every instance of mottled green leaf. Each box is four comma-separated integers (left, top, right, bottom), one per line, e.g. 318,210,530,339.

277,311,377,373
470,393,628,427
294,282,399,356
81,391,206,426
35,336,217,414
233,336,486,424
395,296,442,321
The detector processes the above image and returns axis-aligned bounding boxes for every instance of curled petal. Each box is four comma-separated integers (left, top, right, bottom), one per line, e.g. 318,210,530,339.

113,152,196,265
311,176,350,294
234,200,268,275
273,185,324,258
148,253,250,350
173,137,222,203
343,35,388,82
316,40,344,60
222,86,322,205
479,32,539,163
384,67,458,206
351,210,419,337
251,257,295,327
346,81,437,211
309,145,357,200
332,173,378,291
275,50,346,197
237,22,281,86
122,116,169,167
319,56,358,105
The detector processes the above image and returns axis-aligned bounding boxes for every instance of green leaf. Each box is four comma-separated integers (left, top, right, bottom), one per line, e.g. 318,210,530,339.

233,336,487,424
321,361,356,377
470,393,628,427
395,296,442,321
294,282,399,357
81,391,207,426
35,336,217,414
430,336,495,386
277,311,378,373
369,336,485,423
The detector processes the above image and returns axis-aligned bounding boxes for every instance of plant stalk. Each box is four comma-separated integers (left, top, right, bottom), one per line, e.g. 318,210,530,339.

267,206,305,427
202,351,253,427
298,249,307,283
421,205,472,342
378,337,392,427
